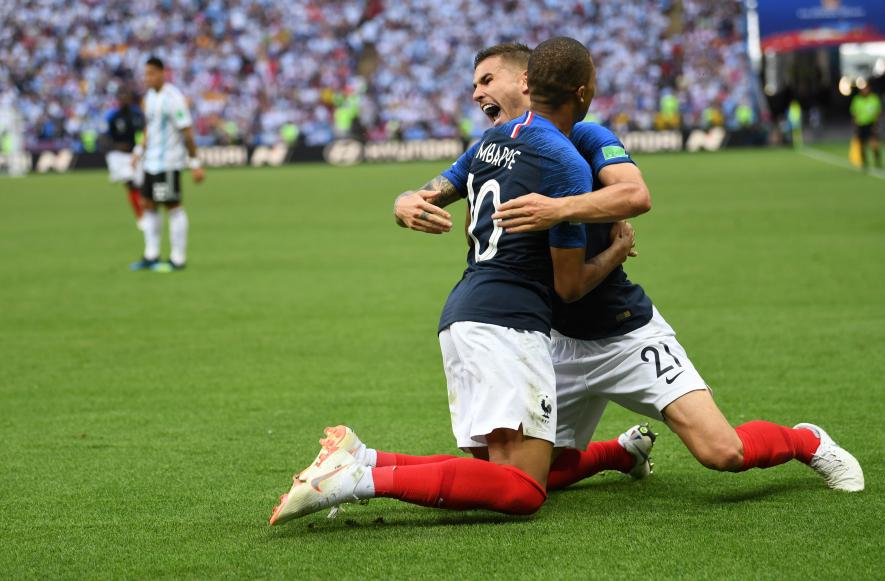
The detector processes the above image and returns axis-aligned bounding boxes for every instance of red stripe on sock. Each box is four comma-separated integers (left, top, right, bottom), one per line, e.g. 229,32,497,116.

372,457,546,515
735,420,820,470
375,451,459,467
128,189,143,218
547,438,634,490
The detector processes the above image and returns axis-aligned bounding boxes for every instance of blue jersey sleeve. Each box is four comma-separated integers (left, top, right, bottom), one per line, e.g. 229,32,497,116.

543,147,591,249
132,107,146,129
571,123,635,181
103,109,118,135
549,222,587,249
441,140,481,196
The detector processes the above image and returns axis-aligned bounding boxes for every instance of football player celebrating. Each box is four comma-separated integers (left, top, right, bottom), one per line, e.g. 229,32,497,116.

270,38,633,525
103,87,145,229
395,43,864,492
130,56,205,272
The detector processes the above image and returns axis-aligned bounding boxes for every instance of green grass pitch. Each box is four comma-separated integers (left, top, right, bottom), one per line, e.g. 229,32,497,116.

1,147,883,578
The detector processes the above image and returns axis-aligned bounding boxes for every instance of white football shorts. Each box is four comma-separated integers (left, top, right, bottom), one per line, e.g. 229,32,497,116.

439,321,557,449
551,307,708,449
106,151,144,186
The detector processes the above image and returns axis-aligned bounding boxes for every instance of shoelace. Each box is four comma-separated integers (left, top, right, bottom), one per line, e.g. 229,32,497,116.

813,450,850,482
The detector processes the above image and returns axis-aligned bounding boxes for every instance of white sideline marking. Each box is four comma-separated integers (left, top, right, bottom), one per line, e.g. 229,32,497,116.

797,147,885,181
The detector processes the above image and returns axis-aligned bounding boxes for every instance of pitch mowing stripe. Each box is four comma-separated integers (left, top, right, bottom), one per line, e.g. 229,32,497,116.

797,147,885,180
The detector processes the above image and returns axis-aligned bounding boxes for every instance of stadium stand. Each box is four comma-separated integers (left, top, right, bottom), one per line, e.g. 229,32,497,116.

0,0,756,151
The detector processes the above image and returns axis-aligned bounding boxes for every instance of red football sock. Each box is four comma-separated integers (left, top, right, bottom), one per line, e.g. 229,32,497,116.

372,457,546,515
735,420,820,470
375,451,459,467
128,188,143,218
546,438,635,491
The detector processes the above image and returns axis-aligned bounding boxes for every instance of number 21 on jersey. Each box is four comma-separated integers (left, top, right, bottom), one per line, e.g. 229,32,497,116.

466,172,504,262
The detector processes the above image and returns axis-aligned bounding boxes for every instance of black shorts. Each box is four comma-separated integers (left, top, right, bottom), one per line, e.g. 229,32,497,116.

141,171,182,204
856,124,876,142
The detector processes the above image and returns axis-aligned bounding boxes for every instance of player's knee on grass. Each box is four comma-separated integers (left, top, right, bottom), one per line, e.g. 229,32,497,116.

496,464,547,515
664,390,744,471
486,428,554,488
691,437,744,472
431,457,547,515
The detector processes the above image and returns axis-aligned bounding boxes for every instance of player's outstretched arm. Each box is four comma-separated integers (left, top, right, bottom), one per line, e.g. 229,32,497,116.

493,164,651,232
550,221,636,303
393,175,460,234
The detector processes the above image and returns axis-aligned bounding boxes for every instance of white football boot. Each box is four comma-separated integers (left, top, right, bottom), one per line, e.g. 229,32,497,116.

618,423,657,479
297,425,370,482
319,425,370,462
793,423,864,492
269,448,369,526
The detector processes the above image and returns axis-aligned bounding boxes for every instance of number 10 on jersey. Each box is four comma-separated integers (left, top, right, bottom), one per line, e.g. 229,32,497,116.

466,173,504,262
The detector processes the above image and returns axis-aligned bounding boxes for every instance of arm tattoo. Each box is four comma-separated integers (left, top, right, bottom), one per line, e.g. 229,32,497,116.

394,175,462,209
393,175,462,227
418,175,462,208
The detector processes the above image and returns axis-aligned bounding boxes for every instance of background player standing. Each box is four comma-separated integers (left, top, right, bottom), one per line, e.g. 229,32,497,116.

103,87,145,229
130,57,205,272
850,82,882,170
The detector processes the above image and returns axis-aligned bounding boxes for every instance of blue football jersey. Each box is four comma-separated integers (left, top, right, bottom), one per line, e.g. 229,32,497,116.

438,112,590,335
552,122,654,341
104,106,145,149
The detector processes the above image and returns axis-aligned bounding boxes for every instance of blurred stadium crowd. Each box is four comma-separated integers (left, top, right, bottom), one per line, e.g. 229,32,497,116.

0,0,757,151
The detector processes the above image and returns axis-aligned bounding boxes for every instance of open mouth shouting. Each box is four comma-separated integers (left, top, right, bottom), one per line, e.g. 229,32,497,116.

481,102,504,126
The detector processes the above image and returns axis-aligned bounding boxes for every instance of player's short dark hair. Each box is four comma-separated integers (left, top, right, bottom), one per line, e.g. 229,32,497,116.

116,86,136,101
527,37,594,108
146,56,164,70
474,42,531,70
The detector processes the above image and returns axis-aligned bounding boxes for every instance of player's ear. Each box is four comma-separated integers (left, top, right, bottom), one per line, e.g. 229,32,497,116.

519,70,528,93
575,85,586,104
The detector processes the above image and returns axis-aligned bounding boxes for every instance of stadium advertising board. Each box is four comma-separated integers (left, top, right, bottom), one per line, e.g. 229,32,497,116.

757,0,885,53
323,138,465,166
0,152,32,174
6,129,746,174
324,130,733,166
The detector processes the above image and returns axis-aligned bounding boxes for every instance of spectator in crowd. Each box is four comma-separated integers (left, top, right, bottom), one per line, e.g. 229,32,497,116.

0,0,756,150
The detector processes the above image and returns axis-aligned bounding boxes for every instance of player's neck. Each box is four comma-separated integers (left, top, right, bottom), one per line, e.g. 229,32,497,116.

529,104,576,136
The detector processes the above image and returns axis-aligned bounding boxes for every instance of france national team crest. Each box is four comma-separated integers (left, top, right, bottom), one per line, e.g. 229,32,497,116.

540,396,553,422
